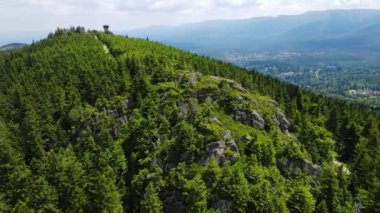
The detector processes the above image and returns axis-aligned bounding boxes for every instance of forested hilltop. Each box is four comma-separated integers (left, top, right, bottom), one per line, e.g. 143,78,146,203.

0,28,379,212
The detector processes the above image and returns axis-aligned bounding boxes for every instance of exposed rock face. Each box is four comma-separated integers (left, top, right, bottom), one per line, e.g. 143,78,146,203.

206,131,239,165
278,158,321,179
178,103,190,120
78,97,132,139
275,110,290,133
124,97,135,109
270,100,279,107
178,102,197,122
151,155,162,167
250,110,265,129
228,82,248,93
242,135,253,142
232,107,265,130
164,163,175,173
109,100,131,138
234,96,257,105
246,97,257,105
118,115,128,123
210,76,248,93
206,142,224,163
333,160,351,175
235,96,244,104
211,117,223,126
188,71,202,87
211,199,228,213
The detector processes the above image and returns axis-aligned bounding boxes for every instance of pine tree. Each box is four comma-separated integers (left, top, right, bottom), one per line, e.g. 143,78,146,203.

287,186,315,213
140,183,163,213
86,172,123,212
184,175,208,212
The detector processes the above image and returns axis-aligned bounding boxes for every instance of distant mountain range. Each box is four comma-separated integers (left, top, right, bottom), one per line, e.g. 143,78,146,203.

128,9,380,62
0,43,27,51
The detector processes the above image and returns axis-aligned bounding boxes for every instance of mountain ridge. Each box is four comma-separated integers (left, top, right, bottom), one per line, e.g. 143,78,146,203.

0,28,378,212
127,9,380,109
128,9,380,58
0,43,27,51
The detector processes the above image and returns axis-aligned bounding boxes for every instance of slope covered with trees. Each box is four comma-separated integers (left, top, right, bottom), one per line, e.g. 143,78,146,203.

128,9,380,110
0,28,379,212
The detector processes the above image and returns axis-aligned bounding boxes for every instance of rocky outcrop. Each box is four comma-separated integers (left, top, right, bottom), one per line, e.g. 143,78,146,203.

246,97,257,105
228,82,248,93
275,110,290,133
270,99,279,107
234,96,257,105
188,71,202,87
211,117,223,126
250,110,265,129
178,103,190,120
210,76,248,93
77,97,133,139
151,155,163,168
232,107,265,130
235,96,244,104
109,99,133,138
211,199,228,213
242,135,254,142
333,160,351,175
164,163,175,173
177,102,197,122
206,131,239,166
278,158,321,179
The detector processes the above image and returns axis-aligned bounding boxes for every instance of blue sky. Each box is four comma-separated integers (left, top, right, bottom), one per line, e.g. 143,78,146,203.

1,0,380,44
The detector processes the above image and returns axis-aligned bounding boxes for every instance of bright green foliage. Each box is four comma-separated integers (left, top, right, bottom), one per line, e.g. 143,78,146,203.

298,119,336,163
251,137,276,166
140,183,163,213
214,166,250,212
86,172,123,212
22,177,59,212
287,186,315,213
0,28,378,212
317,164,355,213
183,175,208,212
316,200,329,213
12,200,33,213
244,163,288,212
33,146,87,211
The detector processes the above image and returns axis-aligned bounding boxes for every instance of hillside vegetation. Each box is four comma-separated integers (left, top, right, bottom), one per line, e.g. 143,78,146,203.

0,28,379,212
129,9,380,109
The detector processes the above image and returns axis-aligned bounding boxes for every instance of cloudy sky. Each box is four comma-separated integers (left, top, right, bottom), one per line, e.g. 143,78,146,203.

1,0,380,42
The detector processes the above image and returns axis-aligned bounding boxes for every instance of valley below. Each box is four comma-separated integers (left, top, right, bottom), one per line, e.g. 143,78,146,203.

225,53,380,110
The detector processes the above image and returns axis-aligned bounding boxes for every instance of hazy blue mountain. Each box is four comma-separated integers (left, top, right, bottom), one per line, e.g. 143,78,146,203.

0,43,27,51
0,32,46,48
128,9,380,61
127,9,380,109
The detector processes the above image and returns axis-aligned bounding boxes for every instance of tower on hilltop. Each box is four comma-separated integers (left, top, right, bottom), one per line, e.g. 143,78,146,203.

103,25,109,33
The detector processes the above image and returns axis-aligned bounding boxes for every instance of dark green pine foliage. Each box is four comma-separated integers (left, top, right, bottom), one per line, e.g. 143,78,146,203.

0,27,378,212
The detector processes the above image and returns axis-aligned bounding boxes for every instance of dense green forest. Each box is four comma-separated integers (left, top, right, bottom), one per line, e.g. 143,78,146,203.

0,27,379,212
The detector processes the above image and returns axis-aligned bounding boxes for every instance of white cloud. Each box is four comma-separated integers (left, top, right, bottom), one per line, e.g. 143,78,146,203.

1,0,380,38
111,0,261,12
